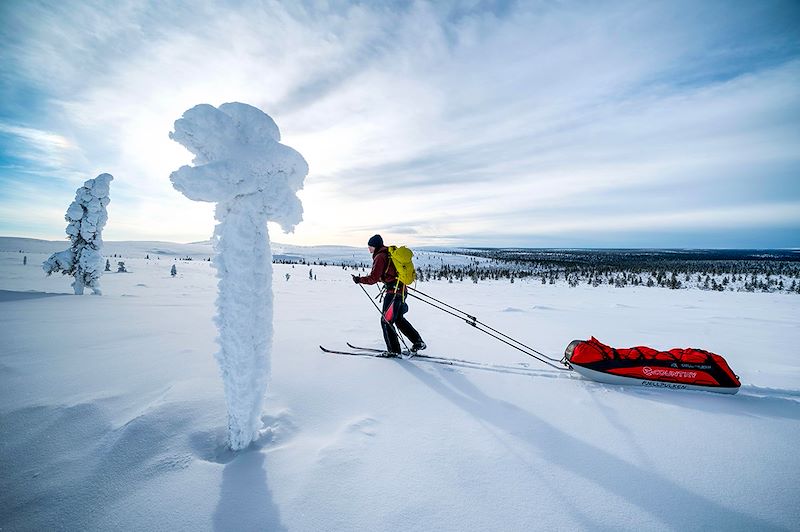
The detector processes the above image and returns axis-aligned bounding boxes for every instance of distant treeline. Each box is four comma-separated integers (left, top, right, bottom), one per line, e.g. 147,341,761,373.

273,248,800,294
428,248,800,293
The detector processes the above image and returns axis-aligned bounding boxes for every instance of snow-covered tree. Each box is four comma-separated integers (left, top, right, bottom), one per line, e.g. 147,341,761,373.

171,264,177,277
169,102,307,450
43,173,113,295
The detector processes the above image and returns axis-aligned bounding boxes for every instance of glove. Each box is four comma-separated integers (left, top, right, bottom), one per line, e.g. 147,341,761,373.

352,274,360,284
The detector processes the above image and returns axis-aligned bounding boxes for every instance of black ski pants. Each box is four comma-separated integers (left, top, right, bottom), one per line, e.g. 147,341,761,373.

381,291,422,354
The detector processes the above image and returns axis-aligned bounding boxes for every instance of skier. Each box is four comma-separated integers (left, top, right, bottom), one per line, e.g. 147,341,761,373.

352,234,426,356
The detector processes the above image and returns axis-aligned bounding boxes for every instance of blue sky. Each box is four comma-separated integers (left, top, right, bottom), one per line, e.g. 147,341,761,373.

1,0,798,247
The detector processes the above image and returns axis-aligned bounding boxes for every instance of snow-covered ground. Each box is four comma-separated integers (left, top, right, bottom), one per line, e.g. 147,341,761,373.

1,242,798,531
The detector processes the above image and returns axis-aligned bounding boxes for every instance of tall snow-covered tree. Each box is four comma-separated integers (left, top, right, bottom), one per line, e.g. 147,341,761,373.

169,102,307,450
43,173,113,295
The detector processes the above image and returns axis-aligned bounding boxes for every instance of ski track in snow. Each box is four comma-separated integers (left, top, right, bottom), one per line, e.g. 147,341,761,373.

333,348,800,411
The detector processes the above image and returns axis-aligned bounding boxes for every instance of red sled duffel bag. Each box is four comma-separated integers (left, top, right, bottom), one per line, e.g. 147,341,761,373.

564,337,740,394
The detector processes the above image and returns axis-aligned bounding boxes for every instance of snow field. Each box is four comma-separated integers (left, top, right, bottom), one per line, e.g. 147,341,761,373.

1,251,799,530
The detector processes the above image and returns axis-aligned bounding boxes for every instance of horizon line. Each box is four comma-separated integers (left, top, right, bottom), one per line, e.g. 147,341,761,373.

1,235,798,252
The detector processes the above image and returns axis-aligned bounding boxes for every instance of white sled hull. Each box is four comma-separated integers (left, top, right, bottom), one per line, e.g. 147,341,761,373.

570,364,740,395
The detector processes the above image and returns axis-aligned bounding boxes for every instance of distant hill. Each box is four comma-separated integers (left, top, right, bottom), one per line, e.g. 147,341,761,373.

0,236,365,263
0,237,215,258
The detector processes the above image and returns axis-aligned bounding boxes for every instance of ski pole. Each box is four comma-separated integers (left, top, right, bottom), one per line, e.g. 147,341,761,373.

359,283,384,316
357,283,410,352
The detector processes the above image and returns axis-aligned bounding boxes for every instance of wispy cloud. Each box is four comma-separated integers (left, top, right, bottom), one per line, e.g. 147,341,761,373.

0,124,71,151
1,0,798,246
0,123,84,171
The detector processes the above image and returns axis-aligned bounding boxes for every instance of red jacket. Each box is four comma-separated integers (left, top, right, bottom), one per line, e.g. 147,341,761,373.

357,246,402,291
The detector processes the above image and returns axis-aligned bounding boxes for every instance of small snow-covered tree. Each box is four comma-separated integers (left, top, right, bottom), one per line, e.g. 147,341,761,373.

169,102,307,451
171,264,177,277
23,256,27,265
105,259,111,272
43,173,113,295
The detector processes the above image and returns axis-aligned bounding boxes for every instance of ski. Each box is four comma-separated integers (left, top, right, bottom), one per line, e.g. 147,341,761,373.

320,345,452,364
345,342,460,363
324,344,570,379
320,345,396,357
347,342,504,367
345,343,385,353
344,343,423,360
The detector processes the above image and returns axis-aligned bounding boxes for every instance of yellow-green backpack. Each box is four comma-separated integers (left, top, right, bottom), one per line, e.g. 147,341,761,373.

387,245,416,286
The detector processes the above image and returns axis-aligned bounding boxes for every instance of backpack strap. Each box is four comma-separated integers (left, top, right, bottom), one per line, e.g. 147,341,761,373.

381,248,391,281
383,246,406,301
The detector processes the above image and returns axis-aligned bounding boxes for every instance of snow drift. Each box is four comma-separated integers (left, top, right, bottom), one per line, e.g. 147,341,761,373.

169,102,307,450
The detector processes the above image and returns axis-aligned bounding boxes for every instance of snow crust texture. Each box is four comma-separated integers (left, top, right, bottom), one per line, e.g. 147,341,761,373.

42,173,113,295
169,102,307,450
2,246,799,530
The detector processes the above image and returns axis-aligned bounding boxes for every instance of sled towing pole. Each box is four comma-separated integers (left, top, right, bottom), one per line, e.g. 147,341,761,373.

406,286,571,371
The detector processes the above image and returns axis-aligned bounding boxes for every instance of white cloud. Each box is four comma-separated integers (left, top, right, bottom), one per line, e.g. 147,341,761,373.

0,124,71,151
0,123,88,174
1,0,798,245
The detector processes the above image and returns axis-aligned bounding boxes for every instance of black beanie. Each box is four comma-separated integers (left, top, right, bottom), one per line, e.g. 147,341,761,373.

368,234,383,248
